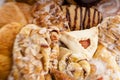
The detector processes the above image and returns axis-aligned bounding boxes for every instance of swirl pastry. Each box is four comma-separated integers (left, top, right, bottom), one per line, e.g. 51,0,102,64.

62,5,102,30
31,1,70,31
8,24,60,80
87,43,120,80
60,27,98,60
0,22,23,80
59,52,90,80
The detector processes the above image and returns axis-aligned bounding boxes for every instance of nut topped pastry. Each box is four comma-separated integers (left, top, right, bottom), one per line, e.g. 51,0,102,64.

87,43,120,80
8,24,60,80
98,15,120,67
31,1,70,31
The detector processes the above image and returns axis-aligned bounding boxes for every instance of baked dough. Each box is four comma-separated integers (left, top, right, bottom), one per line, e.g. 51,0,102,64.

98,15,120,66
15,2,33,23
31,1,70,31
0,22,23,80
62,5,102,30
87,43,120,80
8,24,60,80
48,68,75,80
0,2,27,27
59,48,90,80
60,27,98,60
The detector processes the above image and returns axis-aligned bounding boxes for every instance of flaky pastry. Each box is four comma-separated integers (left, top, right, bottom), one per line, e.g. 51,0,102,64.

87,43,120,80
8,24,60,80
60,27,98,60
59,49,90,80
31,1,70,31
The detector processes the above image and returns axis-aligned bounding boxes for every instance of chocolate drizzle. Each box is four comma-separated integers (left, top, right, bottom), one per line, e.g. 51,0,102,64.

83,8,87,29
87,8,90,29
92,9,96,26
73,5,78,30
66,6,71,30
80,6,83,30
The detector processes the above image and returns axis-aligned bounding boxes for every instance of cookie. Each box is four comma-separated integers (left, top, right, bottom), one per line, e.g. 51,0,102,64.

62,5,102,30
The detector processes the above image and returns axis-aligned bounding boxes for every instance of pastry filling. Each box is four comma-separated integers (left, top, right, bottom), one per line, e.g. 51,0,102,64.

79,39,90,49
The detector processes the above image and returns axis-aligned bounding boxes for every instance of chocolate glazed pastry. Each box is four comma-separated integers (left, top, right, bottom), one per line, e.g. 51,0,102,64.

62,5,102,31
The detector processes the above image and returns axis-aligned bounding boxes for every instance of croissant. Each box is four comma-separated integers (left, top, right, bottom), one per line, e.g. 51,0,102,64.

62,5,103,30
0,2,27,27
0,22,23,80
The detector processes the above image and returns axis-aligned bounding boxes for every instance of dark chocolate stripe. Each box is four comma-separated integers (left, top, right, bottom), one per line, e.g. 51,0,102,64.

59,6,63,11
86,8,90,29
80,6,83,30
83,7,87,29
72,5,78,30
98,11,100,24
92,9,96,26
66,6,71,30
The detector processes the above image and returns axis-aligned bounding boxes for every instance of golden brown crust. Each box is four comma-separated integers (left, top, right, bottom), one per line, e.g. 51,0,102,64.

0,22,23,80
0,54,12,80
50,68,75,80
15,2,33,23
0,2,27,27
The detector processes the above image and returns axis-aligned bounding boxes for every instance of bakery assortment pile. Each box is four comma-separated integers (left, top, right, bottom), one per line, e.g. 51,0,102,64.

0,0,120,80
